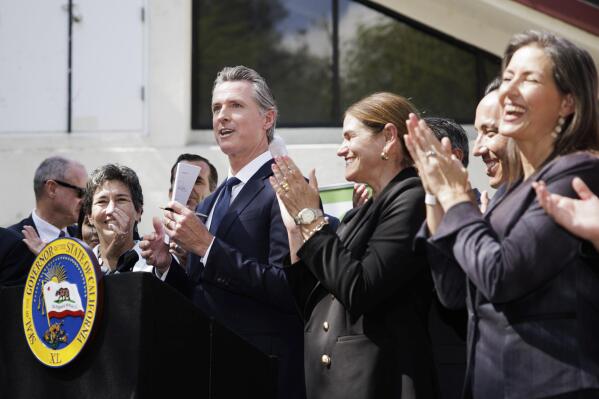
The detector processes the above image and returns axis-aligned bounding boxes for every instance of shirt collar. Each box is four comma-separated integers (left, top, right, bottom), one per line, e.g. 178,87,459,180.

228,151,272,183
31,209,68,242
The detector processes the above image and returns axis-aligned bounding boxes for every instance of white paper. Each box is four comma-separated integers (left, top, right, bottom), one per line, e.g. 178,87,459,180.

269,133,288,157
171,162,201,205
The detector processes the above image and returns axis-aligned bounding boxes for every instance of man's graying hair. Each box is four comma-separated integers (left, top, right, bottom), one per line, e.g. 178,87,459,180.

213,66,278,142
424,117,470,167
33,156,74,200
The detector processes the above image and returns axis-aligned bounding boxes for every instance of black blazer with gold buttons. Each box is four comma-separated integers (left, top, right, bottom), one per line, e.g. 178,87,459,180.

286,167,438,399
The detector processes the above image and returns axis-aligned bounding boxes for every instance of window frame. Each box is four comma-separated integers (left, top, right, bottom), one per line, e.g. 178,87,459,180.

191,0,501,129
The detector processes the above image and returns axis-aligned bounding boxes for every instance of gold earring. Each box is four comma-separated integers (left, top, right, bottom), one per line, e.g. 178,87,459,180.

380,151,389,161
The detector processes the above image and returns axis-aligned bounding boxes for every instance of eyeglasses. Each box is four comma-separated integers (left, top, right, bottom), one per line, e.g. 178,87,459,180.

48,180,86,198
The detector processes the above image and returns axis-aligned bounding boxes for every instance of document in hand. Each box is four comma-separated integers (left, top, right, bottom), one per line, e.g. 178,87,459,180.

171,162,201,205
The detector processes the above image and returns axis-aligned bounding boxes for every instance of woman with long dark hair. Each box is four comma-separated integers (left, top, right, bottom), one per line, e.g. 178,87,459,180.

407,31,599,398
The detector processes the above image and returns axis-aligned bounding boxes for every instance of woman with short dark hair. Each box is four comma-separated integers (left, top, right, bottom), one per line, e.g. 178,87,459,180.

83,164,149,274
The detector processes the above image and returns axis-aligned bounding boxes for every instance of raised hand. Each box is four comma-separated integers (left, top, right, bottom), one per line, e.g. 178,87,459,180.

161,201,212,257
269,156,320,219
403,113,471,211
139,217,172,273
353,183,370,208
22,225,46,255
103,207,132,262
533,177,599,251
269,156,322,263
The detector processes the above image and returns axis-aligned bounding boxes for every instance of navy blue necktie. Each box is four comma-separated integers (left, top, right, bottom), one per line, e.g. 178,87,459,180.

209,177,241,235
58,230,66,238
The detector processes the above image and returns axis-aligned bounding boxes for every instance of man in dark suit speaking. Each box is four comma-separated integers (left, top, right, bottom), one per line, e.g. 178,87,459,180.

141,66,304,399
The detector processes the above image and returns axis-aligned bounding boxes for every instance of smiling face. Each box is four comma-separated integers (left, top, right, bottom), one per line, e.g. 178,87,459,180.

337,113,386,186
498,45,571,145
473,91,508,189
211,81,274,171
89,180,141,242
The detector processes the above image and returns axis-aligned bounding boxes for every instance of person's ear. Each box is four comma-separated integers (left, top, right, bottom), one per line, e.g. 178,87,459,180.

263,109,276,132
88,212,98,227
383,123,398,143
382,123,398,153
452,148,464,163
559,93,575,117
46,180,58,199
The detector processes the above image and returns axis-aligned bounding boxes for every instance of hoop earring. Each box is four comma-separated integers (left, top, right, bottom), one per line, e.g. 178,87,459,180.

380,151,389,161
551,116,565,139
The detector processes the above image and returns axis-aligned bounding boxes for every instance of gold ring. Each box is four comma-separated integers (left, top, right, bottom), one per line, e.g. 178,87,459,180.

281,181,290,192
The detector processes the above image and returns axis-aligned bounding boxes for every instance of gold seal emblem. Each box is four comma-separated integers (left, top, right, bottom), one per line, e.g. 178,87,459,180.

22,238,102,367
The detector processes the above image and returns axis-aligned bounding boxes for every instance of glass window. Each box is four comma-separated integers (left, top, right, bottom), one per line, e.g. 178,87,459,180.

191,0,501,129
193,0,334,128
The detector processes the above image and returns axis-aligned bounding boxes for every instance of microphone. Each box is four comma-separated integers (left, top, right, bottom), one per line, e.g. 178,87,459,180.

116,249,139,273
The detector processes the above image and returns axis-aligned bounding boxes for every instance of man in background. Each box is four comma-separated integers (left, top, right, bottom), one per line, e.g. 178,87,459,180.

168,153,219,265
7,156,87,284
169,153,218,211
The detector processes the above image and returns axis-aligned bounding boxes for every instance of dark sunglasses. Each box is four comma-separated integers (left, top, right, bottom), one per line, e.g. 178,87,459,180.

49,180,86,198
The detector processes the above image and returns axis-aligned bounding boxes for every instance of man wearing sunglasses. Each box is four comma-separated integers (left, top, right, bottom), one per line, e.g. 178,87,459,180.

6,156,87,285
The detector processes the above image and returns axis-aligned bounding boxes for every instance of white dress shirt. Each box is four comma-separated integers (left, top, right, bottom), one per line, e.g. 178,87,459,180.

31,209,70,242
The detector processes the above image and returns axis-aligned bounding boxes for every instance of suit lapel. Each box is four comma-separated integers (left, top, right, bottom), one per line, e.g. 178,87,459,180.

214,160,273,238
483,181,519,218
21,214,38,236
337,199,373,245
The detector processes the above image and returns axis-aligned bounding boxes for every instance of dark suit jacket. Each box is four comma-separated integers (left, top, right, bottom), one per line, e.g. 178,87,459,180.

0,228,34,287
8,214,79,239
286,167,437,399
6,214,79,286
188,159,305,399
427,152,599,399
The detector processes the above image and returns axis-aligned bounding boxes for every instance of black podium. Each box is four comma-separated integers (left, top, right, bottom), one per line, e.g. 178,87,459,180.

0,273,277,399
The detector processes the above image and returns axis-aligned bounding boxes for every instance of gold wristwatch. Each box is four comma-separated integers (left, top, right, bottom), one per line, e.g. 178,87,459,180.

294,208,324,225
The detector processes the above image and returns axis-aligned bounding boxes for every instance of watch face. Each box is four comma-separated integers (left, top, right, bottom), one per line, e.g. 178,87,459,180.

299,208,316,224
301,209,314,224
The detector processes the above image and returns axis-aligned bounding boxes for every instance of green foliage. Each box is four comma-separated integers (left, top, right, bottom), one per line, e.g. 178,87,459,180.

341,18,480,121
